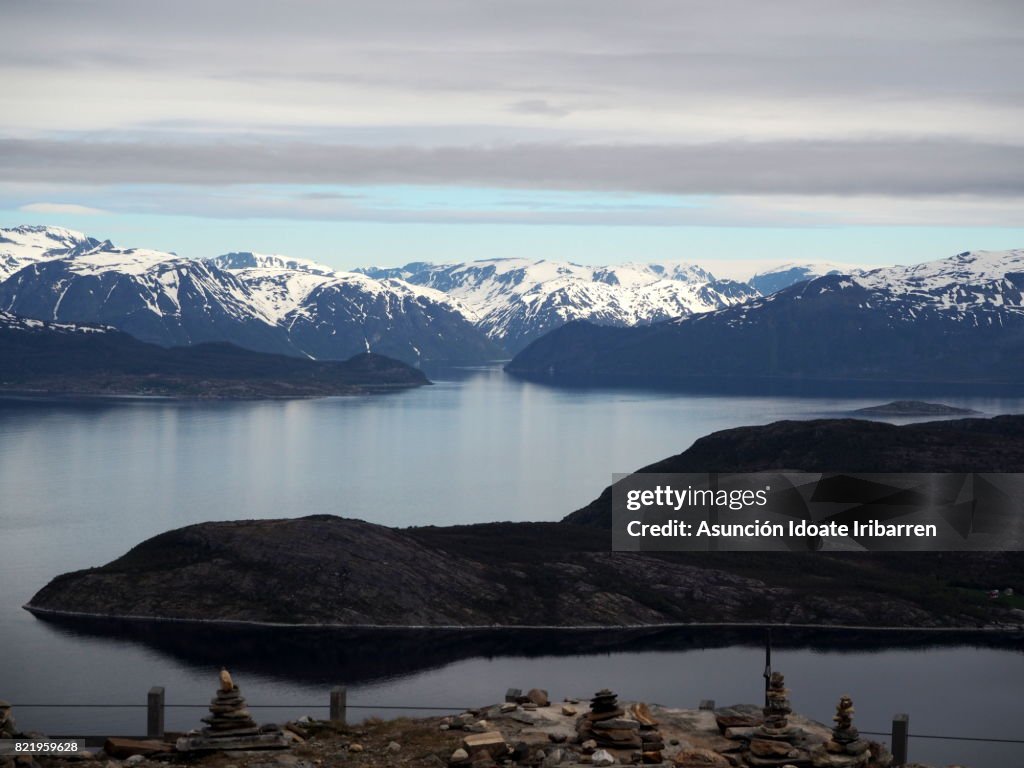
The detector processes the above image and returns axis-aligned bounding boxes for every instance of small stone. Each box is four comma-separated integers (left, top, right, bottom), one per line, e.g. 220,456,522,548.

500,703,517,713
124,758,144,767
450,748,469,764
542,748,567,767
581,739,597,753
348,744,363,753
547,734,567,744
561,705,577,716
440,724,450,731
591,749,616,766
386,742,401,753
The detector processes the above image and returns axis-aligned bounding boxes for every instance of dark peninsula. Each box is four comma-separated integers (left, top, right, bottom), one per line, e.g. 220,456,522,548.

25,415,1024,629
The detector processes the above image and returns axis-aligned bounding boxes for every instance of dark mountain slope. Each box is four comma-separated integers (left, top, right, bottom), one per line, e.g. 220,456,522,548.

507,269,1024,387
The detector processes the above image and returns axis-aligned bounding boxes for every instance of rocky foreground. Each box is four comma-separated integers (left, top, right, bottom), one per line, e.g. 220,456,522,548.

3,678,963,768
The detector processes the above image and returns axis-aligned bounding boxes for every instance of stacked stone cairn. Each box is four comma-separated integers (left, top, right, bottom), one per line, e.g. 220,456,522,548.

176,669,288,752
811,696,870,767
629,702,666,764
746,672,810,767
575,689,642,751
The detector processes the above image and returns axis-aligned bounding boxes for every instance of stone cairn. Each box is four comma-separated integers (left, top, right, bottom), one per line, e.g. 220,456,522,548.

629,702,666,764
811,696,870,767
575,689,642,752
746,672,810,767
176,669,288,752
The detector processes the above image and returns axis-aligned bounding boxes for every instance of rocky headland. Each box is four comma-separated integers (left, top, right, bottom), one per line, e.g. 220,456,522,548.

24,415,1024,630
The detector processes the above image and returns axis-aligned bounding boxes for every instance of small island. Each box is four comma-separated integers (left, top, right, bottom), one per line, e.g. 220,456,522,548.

852,400,980,416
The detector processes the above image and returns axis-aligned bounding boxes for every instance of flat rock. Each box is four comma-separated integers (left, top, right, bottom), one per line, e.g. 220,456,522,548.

462,731,507,755
103,739,169,759
672,748,731,767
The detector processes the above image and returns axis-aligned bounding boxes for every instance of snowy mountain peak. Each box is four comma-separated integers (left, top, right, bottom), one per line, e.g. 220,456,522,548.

748,262,860,295
356,257,756,351
0,225,101,280
209,251,336,276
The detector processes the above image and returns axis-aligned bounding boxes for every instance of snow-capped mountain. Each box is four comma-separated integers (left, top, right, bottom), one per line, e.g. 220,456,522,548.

0,229,501,365
358,258,759,352
508,249,1024,386
0,225,102,281
747,262,861,296
206,252,499,363
0,239,294,354
725,249,1024,329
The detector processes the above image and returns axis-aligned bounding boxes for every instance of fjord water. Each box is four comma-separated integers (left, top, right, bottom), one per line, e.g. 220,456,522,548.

1,365,1022,767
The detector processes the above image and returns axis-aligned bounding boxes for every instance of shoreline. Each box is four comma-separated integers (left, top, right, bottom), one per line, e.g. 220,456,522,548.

22,604,1024,634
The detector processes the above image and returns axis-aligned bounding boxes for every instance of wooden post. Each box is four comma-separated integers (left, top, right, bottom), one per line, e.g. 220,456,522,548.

147,687,165,739
891,713,909,766
330,686,347,724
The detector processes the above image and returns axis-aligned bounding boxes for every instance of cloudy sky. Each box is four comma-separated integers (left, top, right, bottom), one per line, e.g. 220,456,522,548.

2,0,1022,272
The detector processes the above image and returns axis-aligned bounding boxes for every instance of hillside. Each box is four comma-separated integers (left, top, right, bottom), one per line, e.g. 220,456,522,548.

0,310,429,398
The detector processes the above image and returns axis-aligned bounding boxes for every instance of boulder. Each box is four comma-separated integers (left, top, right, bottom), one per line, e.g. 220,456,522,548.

461,732,507,757
526,688,550,707
591,749,616,766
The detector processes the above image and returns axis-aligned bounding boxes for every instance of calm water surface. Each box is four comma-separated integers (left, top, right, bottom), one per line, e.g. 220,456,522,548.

1,366,1022,767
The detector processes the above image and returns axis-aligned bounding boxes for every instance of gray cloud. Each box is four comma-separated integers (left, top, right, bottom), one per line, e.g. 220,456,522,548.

1,138,1022,197
508,100,572,118
4,1,1023,134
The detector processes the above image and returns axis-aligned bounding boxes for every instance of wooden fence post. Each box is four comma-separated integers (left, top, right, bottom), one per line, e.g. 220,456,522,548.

147,687,165,739
891,713,909,766
330,686,347,725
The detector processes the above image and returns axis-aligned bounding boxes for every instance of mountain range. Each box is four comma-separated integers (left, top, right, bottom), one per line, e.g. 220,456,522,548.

507,249,1024,387
357,258,760,352
0,226,498,365
1,226,853,364
6,225,1022,386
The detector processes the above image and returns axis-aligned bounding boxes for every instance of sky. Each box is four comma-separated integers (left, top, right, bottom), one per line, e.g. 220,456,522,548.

2,0,1023,274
